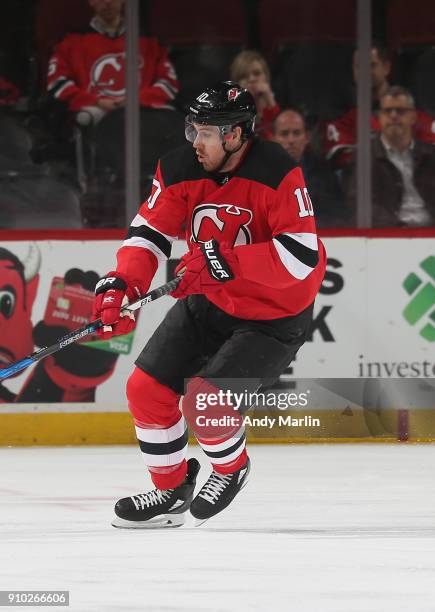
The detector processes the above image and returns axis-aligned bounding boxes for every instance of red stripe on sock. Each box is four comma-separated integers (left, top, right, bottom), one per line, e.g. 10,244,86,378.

149,460,187,489
213,449,248,475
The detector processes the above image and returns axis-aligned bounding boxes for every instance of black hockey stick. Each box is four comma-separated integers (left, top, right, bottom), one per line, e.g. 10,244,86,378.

0,277,180,382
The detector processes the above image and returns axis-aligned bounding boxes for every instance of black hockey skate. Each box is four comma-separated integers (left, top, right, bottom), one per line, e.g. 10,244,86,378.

112,458,200,529
190,457,250,526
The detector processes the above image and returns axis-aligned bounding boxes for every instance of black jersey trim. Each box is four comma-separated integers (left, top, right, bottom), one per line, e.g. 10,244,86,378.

126,224,172,259
274,234,319,269
235,140,297,189
138,428,188,456
158,139,296,190
48,78,72,96
201,433,246,459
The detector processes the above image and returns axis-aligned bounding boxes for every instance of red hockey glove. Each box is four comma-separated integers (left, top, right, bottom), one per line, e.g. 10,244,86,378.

92,271,141,339
171,240,240,299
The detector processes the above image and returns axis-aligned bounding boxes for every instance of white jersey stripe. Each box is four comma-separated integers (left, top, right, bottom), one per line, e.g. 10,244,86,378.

135,416,186,445
122,236,167,263
154,81,175,99
139,447,187,467
207,438,247,465
198,426,245,453
52,80,75,97
130,214,177,242
281,232,318,250
273,239,315,280
155,78,178,96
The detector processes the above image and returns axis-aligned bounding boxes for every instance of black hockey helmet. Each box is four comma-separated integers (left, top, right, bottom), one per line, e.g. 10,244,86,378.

185,81,256,143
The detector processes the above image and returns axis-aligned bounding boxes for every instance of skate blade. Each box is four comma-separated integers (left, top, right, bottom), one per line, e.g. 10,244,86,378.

111,513,185,529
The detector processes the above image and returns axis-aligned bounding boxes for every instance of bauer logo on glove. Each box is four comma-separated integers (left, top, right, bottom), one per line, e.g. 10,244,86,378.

201,240,235,282
171,239,240,300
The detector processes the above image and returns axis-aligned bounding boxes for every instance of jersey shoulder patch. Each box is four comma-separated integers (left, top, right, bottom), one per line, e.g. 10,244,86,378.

237,140,297,189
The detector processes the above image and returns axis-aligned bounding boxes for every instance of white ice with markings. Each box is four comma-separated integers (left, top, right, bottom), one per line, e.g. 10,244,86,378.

1,444,435,611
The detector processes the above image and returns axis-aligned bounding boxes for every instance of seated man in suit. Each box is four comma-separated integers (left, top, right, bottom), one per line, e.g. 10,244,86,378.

343,86,435,227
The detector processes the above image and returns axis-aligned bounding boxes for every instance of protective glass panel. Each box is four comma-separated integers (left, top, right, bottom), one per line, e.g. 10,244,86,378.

0,0,128,230
366,0,435,228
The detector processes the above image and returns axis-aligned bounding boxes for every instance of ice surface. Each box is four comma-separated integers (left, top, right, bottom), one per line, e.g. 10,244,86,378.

1,444,435,611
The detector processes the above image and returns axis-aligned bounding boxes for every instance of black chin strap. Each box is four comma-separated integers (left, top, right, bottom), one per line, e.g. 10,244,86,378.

215,139,245,174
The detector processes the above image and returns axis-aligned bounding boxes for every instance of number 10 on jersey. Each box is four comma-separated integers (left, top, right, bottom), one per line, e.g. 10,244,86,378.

294,187,314,218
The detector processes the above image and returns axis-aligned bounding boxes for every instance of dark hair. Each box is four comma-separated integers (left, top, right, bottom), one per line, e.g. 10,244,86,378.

380,86,415,108
272,107,309,134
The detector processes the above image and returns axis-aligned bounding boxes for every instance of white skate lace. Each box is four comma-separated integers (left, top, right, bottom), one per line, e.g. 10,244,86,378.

198,472,232,505
131,489,174,510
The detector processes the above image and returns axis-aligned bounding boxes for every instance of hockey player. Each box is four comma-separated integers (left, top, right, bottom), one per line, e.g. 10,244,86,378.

93,81,326,528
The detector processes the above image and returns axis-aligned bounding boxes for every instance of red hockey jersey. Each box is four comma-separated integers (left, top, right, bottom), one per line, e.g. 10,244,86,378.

322,107,435,166
114,140,326,321
47,27,179,112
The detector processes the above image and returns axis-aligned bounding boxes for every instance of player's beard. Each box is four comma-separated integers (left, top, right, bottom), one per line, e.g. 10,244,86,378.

200,159,216,172
198,155,226,173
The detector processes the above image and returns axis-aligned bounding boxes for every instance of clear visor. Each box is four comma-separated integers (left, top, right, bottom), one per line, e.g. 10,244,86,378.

185,120,232,144
184,119,198,143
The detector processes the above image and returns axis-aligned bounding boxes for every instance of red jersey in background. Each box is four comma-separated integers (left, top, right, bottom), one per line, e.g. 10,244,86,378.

322,107,435,166
47,24,179,112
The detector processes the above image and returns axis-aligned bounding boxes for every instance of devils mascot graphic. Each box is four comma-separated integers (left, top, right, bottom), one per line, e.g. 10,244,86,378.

0,245,118,403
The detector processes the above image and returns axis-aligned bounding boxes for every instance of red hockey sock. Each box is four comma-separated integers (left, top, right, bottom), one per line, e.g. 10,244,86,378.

149,460,188,489
212,448,248,475
126,367,188,489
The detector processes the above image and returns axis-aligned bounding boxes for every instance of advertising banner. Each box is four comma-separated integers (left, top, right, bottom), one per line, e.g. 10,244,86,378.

0,237,433,420
293,238,435,378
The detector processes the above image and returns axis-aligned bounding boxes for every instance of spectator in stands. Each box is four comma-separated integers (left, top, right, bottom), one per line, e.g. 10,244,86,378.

343,86,435,227
272,109,346,227
47,0,184,203
46,0,184,226
47,0,179,126
230,50,280,139
322,45,435,167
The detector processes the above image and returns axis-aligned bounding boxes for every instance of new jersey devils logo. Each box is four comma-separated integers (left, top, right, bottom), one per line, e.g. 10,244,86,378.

227,87,240,101
90,53,144,97
191,204,253,246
